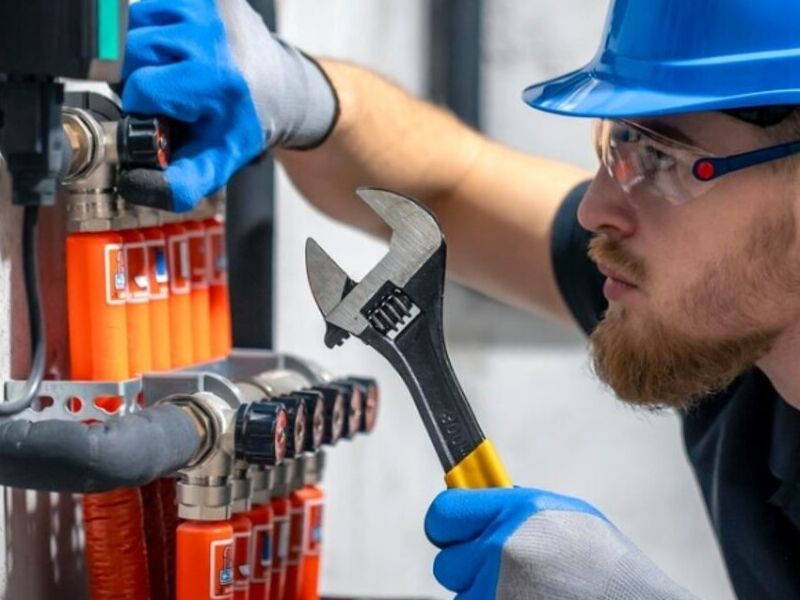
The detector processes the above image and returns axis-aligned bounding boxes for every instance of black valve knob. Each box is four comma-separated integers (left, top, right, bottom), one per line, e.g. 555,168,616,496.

331,380,363,440
117,115,170,170
271,396,307,458
234,402,288,466
311,385,345,446
290,390,325,453
347,376,380,434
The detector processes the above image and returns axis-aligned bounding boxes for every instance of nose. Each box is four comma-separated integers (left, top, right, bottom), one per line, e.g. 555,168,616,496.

577,168,637,239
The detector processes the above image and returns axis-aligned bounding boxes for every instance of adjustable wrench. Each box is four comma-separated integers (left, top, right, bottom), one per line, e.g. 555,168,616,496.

305,188,511,488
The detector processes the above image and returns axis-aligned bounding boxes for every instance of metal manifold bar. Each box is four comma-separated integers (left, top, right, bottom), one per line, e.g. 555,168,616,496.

3,377,142,422
2,350,328,422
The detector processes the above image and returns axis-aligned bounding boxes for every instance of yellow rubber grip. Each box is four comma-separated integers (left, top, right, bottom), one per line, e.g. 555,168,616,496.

444,439,513,489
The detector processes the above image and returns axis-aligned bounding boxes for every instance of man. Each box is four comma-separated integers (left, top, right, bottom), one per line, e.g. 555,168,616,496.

122,0,800,597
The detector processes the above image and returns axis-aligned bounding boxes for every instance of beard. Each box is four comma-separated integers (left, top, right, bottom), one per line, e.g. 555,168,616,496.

586,212,797,410
589,302,778,409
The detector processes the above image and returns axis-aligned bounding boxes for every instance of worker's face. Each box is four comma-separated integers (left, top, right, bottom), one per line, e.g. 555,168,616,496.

578,111,800,409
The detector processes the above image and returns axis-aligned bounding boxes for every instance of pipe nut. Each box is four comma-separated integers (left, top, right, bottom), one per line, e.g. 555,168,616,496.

178,481,231,521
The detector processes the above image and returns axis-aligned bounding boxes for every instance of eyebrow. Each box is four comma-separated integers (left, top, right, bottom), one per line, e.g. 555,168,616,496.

636,119,702,149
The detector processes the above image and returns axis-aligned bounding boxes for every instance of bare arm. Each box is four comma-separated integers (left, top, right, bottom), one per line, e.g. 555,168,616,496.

277,59,591,323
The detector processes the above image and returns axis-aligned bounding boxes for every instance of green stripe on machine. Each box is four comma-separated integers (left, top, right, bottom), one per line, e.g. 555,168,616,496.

98,0,120,61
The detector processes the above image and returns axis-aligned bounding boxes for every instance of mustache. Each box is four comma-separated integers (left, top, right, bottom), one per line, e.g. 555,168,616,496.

588,236,647,285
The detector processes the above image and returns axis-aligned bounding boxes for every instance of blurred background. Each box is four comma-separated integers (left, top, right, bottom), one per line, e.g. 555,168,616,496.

271,0,735,598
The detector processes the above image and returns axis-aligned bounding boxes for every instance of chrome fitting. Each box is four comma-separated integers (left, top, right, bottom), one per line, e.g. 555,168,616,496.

246,369,311,399
65,193,118,232
162,392,237,521
230,463,252,514
112,197,139,231
270,461,292,498
62,107,118,184
133,206,162,228
306,450,326,486
62,109,119,233
250,467,273,506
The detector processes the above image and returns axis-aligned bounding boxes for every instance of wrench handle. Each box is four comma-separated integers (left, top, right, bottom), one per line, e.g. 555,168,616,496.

360,248,512,487
445,439,512,489
364,314,512,488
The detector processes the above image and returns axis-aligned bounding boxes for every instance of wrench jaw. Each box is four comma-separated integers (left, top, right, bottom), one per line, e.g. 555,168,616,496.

305,237,357,348
305,188,445,349
324,320,352,349
356,187,442,258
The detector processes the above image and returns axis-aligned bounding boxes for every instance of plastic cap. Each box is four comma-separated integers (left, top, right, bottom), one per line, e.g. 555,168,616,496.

311,385,345,446
331,381,363,440
271,396,307,458
291,390,325,452
347,376,380,434
118,115,170,170
234,402,288,467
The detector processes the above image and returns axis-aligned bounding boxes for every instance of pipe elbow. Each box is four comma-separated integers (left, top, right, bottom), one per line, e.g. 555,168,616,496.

0,404,202,493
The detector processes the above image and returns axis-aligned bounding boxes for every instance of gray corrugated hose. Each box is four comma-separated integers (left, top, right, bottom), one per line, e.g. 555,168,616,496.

0,404,201,493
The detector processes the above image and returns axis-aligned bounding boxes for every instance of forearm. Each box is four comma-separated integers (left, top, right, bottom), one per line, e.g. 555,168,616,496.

278,59,590,321
277,59,483,237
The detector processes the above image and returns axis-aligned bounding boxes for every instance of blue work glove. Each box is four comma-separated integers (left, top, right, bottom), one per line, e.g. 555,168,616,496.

120,0,338,212
425,488,697,600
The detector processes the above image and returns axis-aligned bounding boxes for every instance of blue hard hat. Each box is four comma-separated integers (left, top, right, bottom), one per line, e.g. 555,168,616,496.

523,0,800,118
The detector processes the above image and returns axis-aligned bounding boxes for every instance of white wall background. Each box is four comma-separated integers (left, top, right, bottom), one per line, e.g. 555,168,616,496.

276,1,735,599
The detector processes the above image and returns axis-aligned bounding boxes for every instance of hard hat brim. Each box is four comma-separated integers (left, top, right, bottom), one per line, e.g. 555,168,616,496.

523,66,798,119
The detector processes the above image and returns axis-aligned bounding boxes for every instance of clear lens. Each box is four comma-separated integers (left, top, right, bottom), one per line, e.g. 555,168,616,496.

592,119,718,205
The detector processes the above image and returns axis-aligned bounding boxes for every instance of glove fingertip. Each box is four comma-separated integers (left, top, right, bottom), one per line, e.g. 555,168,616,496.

424,490,456,546
164,162,209,213
432,551,455,589
118,169,178,212
120,71,149,114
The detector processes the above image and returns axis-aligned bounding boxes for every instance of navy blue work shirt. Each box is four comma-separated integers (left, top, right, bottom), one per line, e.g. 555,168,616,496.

550,182,800,600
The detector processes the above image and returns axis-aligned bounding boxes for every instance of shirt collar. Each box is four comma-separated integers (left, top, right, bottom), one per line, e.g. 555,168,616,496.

769,394,800,529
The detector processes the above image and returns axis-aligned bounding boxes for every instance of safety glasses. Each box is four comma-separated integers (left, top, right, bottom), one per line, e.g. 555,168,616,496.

592,119,800,205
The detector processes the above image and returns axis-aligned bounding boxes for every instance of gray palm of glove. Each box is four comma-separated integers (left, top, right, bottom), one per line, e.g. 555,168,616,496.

426,488,699,600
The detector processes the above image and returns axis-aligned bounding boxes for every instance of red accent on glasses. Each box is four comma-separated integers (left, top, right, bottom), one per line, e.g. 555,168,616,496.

694,160,716,181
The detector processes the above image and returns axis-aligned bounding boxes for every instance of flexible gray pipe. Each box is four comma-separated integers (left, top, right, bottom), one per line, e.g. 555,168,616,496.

0,404,201,493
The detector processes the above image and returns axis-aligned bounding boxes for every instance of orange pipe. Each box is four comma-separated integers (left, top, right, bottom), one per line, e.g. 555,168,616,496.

122,227,174,600
285,483,324,600
141,226,172,371
159,478,179,600
184,219,212,363
268,497,291,600
121,229,153,376
83,488,150,600
66,231,150,600
204,217,232,359
65,235,92,381
141,479,170,600
143,224,180,600
162,222,194,367
231,513,254,600
157,222,192,600
246,502,274,600
283,492,305,600
177,521,235,600
67,232,129,382
297,486,324,600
